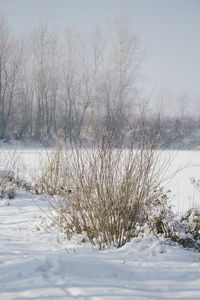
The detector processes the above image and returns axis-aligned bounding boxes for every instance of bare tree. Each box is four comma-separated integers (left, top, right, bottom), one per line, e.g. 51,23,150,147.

60,28,79,139
0,15,147,144
29,22,60,140
0,15,21,139
60,29,92,141
93,17,143,138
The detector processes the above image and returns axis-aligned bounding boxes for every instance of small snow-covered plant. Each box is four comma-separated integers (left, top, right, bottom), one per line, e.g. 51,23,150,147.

177,208,200,249
0,172,16,199
143,190,200,251
148,204,200,252
0,150,18,200
140,189,174,237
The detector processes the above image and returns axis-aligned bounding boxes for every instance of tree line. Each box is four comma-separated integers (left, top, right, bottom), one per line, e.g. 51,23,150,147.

0,15,143,142
0,14,199,149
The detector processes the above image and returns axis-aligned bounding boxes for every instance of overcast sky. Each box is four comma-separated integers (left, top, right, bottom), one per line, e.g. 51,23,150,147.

0,0,199,106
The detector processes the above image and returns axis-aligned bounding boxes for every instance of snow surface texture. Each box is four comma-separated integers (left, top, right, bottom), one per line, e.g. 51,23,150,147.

0,192,200,300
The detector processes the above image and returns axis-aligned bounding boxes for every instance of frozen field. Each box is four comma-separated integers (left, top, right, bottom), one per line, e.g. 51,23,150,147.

0,147,200,299
2,147,200,212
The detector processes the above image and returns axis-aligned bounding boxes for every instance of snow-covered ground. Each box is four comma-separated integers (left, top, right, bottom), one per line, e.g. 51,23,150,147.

0,148,200,299
162,150,200,212
0,192,200,300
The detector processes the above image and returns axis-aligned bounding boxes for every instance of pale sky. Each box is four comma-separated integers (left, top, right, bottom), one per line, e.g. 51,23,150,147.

0,0,199,106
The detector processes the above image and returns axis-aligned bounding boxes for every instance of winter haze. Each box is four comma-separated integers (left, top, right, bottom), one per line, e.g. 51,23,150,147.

0,0,200,104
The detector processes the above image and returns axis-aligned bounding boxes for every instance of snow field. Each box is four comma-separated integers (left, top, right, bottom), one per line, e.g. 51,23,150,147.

12,148,200,212
0,148,200,299
0,193,200,299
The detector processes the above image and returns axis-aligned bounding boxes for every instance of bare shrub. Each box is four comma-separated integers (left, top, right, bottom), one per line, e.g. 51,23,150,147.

32,144,73,196
34,124,174,249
